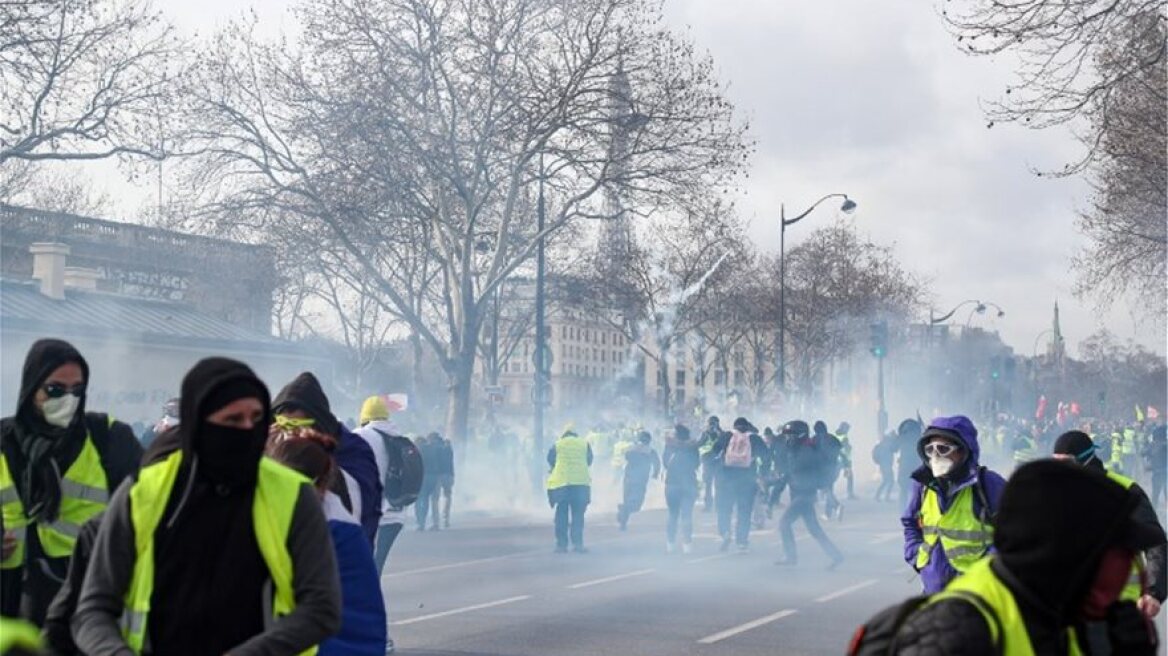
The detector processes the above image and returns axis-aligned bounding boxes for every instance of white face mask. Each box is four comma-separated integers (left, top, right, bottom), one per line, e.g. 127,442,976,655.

929,455,954,478
42,394,81,428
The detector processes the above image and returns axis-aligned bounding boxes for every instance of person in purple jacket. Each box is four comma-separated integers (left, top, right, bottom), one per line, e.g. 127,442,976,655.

901,415,1007,594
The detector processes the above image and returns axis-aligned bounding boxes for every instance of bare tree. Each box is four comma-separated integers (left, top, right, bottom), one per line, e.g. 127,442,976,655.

3,164,111,215
780,222,924,400
0,0,182,164
942,0,1164,167
584,198,745,417
178,0,749,441
1073,13,1166,319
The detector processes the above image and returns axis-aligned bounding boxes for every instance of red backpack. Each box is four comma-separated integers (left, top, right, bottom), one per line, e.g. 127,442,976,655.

724,432,753,468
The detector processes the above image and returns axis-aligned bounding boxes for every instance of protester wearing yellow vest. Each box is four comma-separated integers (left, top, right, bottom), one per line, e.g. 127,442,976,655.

878,461,1165,655
546,428,593,553
1052,430,1166,623
902,415,1006,594
72,358,340,656
1,339,142,625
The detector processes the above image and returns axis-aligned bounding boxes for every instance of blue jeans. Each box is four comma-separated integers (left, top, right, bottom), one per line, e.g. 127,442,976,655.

665,485,697,544
550,485,589,548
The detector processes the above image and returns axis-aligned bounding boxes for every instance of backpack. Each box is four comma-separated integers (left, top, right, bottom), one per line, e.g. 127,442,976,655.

846,595,929,655
372,428,424,509
724,432,753,468
847,591,1003,655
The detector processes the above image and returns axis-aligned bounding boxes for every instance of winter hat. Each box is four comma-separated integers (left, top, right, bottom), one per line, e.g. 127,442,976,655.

813,420,829,437
1053,430,1099,466
359,395,389,425
272,372,340,437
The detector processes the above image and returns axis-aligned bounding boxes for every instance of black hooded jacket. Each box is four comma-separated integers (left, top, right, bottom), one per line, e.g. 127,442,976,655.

274,372,382,544
0,339,141,623
894,461,1167,655
72,358,341,656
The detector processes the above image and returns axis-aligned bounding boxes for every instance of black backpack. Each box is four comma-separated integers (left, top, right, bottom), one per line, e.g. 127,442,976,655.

847,595,929,655
373,429,424,509
848,591,1003,655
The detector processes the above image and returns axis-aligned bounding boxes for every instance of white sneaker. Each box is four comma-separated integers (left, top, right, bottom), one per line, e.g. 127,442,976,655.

681,542,693,554
666,541,676,554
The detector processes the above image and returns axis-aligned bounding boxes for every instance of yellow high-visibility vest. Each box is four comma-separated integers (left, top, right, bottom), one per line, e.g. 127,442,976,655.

930,558,1083,655
121,451,314,655
547,436,591,489
0,418,113,569
915,484,993,574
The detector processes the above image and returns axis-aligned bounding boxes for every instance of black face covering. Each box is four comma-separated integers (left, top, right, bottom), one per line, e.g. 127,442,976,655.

193,422,267,489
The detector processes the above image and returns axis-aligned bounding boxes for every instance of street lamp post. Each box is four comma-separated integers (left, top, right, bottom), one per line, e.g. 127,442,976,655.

928,299,1005,411
778,194,856,396
534,155,548,482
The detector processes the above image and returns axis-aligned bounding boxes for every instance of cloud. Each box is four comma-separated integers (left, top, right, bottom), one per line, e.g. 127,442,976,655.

663,0,1163,356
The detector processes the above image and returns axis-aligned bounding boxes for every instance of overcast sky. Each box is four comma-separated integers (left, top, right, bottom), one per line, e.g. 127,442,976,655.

74,0,1165,357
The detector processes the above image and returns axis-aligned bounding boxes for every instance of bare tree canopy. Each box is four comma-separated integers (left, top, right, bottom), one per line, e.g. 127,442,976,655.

0,0,183,164
1073,13,1167,319
942,1,1166,320
780,221,924,397
178,0,750,440
943,0,1165,163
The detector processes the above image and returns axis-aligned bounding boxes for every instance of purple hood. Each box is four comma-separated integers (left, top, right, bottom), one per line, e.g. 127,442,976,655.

917,415,981,472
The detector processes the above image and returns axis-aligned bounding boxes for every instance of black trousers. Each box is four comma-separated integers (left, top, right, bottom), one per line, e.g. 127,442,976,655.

716,473,756,545
779,492,842,563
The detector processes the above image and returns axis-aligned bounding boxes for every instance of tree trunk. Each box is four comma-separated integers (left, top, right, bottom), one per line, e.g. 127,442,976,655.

410,329,425,410
445,355,474,444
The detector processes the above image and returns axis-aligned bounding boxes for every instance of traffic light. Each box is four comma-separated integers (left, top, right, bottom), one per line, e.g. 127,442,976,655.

990,356,1001,380
869,321,888,358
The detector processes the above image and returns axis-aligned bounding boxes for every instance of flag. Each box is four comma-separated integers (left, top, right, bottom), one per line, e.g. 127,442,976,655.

1135,405,1146,422
1069,402,1080,416
1149,406,1160,420
384,393,408,412
1035,395,1047,420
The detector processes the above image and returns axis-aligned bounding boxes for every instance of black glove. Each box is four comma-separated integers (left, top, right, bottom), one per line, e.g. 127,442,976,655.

1106,600,1158,656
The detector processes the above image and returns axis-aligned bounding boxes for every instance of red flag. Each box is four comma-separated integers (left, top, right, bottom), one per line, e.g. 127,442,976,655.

1149,406,1161,420
1069,402,1080,416
1035,395,1047,420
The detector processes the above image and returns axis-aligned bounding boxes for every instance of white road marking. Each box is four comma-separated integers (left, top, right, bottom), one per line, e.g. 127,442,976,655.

392,595,532,626
697,609,799,644
566,568,656,590
686,553,732,564
814,578,879,603
385,550,542,578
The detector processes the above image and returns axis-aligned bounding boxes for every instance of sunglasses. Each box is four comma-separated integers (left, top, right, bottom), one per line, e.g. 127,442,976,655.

42,383,86,399
923,441,961,458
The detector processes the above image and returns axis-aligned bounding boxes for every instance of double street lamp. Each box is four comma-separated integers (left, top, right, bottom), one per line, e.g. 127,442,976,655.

777,194,857,394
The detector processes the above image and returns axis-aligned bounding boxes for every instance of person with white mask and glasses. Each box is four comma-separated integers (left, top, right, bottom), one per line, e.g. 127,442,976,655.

0,339,142,625
901,415,1007,594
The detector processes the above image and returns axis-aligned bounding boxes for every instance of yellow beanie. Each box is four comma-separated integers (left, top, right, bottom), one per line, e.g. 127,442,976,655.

359,395,389,425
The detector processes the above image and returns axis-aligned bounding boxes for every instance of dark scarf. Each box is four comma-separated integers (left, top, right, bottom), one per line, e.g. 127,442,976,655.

4,339,90,522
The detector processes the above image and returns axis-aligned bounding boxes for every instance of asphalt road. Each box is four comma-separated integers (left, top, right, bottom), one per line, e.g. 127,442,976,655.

381,495,923,656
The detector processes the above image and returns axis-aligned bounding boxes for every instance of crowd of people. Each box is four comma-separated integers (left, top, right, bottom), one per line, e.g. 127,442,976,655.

0,339,457,655
1,336,1165,655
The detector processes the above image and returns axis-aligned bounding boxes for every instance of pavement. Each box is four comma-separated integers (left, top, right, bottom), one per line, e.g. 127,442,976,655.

381,495,923,656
